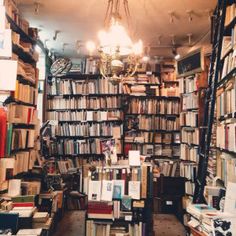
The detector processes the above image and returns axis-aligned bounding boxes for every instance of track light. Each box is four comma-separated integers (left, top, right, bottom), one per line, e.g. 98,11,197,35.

34,2,40,14
172,47,180,60
53,30,60,41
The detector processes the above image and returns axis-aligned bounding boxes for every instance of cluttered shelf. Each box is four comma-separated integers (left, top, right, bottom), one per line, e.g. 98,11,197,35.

6,14,36,44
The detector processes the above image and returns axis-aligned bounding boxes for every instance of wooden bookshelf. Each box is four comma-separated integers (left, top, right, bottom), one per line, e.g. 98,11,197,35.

178,54,209,197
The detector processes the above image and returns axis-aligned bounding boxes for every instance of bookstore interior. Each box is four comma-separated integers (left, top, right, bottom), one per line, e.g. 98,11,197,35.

0,0,236,235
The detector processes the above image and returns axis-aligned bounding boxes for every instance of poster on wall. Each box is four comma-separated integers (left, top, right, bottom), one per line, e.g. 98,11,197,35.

0,29,12,58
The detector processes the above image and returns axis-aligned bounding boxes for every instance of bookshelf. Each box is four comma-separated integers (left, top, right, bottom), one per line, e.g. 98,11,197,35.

123,62,181,177
178,52,209,197
0,1,40,191
85,162,153,236
46,73,124,159
215,1,236,188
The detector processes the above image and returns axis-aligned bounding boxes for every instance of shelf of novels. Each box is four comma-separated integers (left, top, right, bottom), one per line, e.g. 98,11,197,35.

178,54,209,197
84,159,153,236
215,7,236,189
0,1,40,194
46,74,124,177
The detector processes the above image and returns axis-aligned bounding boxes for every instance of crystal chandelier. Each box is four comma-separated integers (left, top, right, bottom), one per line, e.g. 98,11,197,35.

87,0,143,83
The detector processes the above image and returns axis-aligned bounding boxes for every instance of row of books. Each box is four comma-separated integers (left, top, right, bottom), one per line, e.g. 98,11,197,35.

47,97,121,110
185,181,195,196
216,78,236,118
0,150,38,183
48,77,123,95
47,110,123,121
221,51,236,79
85,165,152,200
122,75,160,84
216,122,236,152
225,3,236,26
179,74,199,94
124,143,180,157
180,144,199,162
55,123,122,137
11,128,35,151
127,99,180,114
14,81,36,105
153,160,179,177
7,104,37,125
207,148,217,182
182,92,199,110
180,162,197,182
125,132,180,144
180,111,198,127
86,220,146,236
221,29,236,59
49,139,122,156
125,116,180,131
17,60,38,84
216,152,236,186
181,128,199,145
123,84,159,96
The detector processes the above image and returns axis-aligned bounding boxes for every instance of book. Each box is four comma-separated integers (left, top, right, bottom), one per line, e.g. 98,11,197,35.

101,180,114,201
113,180,125,199
128,181,140,200
88,180,101,201
128,150,140,166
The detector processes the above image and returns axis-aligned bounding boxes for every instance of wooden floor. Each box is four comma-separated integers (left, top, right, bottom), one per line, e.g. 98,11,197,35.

52,211,186,236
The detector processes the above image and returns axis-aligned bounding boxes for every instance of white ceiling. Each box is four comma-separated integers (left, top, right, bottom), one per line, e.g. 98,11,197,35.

17,0,217,59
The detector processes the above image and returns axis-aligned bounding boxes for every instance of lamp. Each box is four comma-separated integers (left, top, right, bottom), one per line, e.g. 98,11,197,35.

87,0,143,83
172,47,180,60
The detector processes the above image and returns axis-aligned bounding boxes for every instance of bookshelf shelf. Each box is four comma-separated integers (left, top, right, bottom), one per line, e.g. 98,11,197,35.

48,73,100,80
127,95,180,100
47,108,122,112
218,112,236,122
12,44,37,64
17,75,36,87
124,142,180,146
12,123,35,129
216,147,236,156
10,147,34,155
224,16,236,36
220,47,234,62
125,113,179,117
6,14,36,44
47,93,123,98
123,83,161,86
11,99,37,108
58,120,123,124
217,67,236,88
55,135,114,139
124,128,180,133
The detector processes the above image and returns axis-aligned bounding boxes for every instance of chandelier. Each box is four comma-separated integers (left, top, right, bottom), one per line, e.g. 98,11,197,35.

87,0,143,83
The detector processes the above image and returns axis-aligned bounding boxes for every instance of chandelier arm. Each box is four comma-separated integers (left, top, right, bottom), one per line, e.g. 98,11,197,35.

123,0,131,29
104,0,111,27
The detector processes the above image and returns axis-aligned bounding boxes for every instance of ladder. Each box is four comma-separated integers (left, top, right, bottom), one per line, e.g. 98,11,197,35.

193,0,228,203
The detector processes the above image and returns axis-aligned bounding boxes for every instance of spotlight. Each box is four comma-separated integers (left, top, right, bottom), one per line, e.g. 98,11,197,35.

142,56,150,62
172,48,180,60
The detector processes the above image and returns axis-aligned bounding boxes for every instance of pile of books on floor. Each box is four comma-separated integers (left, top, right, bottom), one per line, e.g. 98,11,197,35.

187,182,236,236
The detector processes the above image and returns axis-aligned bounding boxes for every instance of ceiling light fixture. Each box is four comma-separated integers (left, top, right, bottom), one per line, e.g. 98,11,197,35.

87,0,143,83
172,47,180,60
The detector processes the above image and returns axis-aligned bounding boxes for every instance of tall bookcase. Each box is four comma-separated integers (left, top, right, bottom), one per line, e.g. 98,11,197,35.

123,62,181,177
215,1,236,187
178,51,209,197
0,1,40,191
46,73,124,172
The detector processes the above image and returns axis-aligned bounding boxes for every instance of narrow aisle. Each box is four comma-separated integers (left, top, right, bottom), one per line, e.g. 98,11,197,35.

53,211,85,236
153,214,186,236
53,212,186,236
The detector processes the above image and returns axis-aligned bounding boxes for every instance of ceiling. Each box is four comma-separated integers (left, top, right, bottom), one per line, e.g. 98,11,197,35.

17,0,217,59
